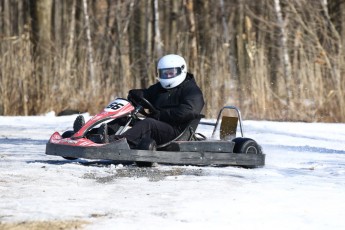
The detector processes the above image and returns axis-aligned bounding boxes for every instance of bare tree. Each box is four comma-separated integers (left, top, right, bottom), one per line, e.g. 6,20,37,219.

66,0,76,79
82,0,95,93
185,0,197,70
153,0,163,57
30,0,53,112
274,0,293,112
236,0,245,107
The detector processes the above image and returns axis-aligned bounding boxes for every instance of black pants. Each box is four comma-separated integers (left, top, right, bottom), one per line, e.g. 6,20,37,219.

110,118,180,148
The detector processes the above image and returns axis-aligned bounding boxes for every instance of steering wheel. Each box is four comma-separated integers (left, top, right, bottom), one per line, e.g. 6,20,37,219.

128,94,157,117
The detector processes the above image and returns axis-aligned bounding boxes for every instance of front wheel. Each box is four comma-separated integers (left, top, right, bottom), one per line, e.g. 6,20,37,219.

61,130,78,160
232,137,262,154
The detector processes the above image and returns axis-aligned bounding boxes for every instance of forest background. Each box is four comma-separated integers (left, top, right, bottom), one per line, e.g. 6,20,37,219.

0,0,344,122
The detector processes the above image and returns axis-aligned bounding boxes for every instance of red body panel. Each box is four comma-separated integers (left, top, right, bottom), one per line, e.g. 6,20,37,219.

48,98,135,147
49,132,104,147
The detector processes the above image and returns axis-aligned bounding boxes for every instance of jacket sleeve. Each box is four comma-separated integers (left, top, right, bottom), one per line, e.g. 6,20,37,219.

159,84,204,124
127,89,144,100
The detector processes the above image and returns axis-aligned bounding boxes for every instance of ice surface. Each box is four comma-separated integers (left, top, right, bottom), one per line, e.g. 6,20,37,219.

0,114,345,229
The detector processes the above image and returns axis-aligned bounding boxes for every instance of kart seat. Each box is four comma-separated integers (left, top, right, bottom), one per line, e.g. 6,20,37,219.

157,114,205,150
220,116,238,140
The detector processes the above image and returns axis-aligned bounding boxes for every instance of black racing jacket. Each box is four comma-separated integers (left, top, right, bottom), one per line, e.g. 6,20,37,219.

143,73,205,131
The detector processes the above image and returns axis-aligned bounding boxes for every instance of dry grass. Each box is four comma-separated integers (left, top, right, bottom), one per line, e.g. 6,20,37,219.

0,32,344,122
0,220,89,230
0,1,344,122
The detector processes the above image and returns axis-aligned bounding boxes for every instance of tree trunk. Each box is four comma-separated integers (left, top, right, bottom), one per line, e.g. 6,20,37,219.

113,1,134,94
185,0,197,70
66,0,76,79
274,0,293,113
153,0,163,58
169,0,179,52
30,0,53,113
82,0,96,94
236,0,245,108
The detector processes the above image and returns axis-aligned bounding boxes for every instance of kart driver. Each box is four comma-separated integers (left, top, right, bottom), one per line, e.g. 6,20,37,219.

75,54,205,149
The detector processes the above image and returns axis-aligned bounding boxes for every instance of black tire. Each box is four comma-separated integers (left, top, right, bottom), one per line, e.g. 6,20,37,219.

136,161,154,167
61,130,78,160
232,137,262,154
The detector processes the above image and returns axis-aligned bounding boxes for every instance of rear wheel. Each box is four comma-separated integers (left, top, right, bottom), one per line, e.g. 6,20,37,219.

232,137,262,154
61,130,78,160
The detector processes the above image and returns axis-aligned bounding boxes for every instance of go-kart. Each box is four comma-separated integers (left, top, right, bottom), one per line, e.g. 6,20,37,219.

45,96,265,167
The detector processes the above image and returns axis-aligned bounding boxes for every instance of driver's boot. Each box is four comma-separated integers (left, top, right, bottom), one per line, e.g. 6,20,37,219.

137,137,157,150
135,138,156,167
98,123,109,143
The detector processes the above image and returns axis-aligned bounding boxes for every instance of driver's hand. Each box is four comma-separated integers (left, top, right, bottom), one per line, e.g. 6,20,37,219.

128,89,144,101
147,108,160,120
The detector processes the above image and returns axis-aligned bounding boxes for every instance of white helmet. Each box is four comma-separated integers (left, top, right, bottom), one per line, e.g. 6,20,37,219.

157,54,187,89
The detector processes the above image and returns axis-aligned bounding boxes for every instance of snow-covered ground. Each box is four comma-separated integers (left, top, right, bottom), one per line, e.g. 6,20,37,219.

1,113,345,229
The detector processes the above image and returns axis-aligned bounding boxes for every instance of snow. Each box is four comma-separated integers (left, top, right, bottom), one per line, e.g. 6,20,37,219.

1,114,345,229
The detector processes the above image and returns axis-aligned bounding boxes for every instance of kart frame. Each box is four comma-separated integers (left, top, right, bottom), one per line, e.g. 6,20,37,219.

46,102,265,167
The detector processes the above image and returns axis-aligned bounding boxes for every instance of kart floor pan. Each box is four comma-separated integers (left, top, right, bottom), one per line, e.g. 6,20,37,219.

46,139,265,167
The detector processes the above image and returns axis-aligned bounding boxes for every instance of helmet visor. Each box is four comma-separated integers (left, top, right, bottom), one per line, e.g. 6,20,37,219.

158,67,182,79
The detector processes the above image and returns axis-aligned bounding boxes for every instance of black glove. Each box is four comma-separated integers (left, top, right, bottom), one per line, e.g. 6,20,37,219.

127,89,144,101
